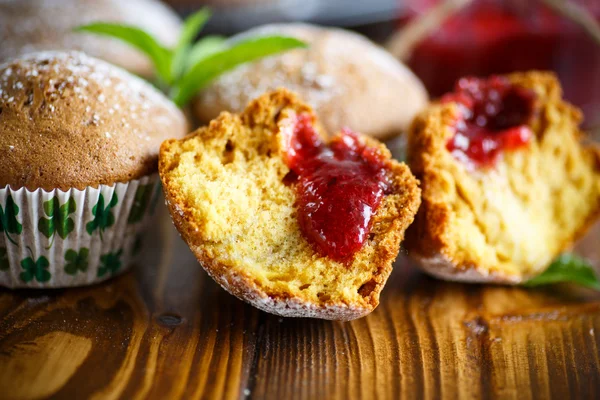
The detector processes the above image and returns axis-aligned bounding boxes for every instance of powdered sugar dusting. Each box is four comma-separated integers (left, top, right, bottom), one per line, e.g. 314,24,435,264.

202,54,341,112
198,23,428,139
0,51,180,130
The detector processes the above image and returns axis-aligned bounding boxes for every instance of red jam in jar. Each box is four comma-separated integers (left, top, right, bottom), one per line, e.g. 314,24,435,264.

284,114,392,262
402,0,600,130
442,76,536,168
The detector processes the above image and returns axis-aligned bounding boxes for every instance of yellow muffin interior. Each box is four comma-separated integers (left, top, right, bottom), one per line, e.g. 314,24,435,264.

409,72,600,281
160,90,421,310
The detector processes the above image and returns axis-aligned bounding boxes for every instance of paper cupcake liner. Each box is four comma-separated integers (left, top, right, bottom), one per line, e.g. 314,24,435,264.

0,175,161,288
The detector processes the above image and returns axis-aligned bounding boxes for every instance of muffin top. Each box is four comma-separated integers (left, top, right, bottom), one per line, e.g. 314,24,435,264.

194,23,429,140
0,51,188,191
0,0,181,78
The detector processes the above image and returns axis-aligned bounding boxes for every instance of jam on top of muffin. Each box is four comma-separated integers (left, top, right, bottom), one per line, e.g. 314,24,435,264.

284,113,392,262
442,76,536,168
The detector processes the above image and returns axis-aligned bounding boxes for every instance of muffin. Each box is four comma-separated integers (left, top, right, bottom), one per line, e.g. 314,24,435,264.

194,23,428,140
0,0,181,79
0,51,188,288
406,71,600,283
160,89,421,320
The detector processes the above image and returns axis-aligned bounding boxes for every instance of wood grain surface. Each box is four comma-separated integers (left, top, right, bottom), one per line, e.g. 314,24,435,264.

0,206,599,400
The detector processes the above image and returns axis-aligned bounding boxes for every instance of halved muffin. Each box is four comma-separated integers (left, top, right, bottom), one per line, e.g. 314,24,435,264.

406,71,600,283
160,89,421,320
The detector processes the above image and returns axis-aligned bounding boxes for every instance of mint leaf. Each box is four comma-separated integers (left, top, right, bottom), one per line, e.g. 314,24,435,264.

524,254,600,290
75,23,172,84
171,8,211,81
171,36,307,106
186,36,226,69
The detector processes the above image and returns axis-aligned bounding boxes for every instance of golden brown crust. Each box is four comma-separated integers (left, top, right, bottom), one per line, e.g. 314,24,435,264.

194,23,428,140
0,0,181,78
0,51,188,191
160,89,421,320
406,71,600,283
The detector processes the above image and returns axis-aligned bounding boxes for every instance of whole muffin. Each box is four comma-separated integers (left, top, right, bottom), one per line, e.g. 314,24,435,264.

0,0,181,79
0,51,188,288
194,23,428,140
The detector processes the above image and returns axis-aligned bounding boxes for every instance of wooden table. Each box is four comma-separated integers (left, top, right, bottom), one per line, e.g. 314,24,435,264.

1,206,599,400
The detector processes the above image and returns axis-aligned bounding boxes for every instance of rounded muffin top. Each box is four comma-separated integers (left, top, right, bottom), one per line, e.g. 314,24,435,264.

195,23,429,140
0,0,181,78
0,51,188,191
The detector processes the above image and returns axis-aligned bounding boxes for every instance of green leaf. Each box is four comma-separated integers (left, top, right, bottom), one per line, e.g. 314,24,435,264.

171,35,307,106
108,193,118,208
43,197,58,217
0,195,23,246
75,23,173,84
128,183,155,224
171,8,212,81
65,249,78,263
524,254,600,290
86,193,119,239
186,35,226,70
38,196,77,244
98,249,124,278
35,257,51,283
20,270,34,283
0,247,9,271
38,218,54,239
66,197,76,214
64,248,89,276
19,256,50,283
57,219,75,240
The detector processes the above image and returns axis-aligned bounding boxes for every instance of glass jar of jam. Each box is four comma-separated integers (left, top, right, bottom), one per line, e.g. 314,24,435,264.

400,0,600,131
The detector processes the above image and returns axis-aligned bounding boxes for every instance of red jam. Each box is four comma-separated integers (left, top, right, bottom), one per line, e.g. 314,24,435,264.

284,114,391,262
442,76,536,168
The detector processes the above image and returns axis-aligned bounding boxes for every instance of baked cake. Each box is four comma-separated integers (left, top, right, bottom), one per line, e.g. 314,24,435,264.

0,51,188,191
194,23,428,140
406,71,600,283
160,89,421,320
0,0,181,79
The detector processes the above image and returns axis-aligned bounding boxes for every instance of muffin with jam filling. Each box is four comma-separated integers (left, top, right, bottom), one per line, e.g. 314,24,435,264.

160,89,421,320
406,71,600,283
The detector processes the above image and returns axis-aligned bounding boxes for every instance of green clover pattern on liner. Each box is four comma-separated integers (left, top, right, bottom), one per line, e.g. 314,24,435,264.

86,193,118,239
0,195,23,246
38,197,76,247
128,183,154,224
0,247,8,271
20,255,51,283
64,248,89,276
98,249,123,278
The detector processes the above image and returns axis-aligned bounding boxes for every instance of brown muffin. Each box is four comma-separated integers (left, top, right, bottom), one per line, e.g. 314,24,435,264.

406,71,600,283
0,51,188,191
194,23,428,140
160,89,421,320
0,0,181,79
